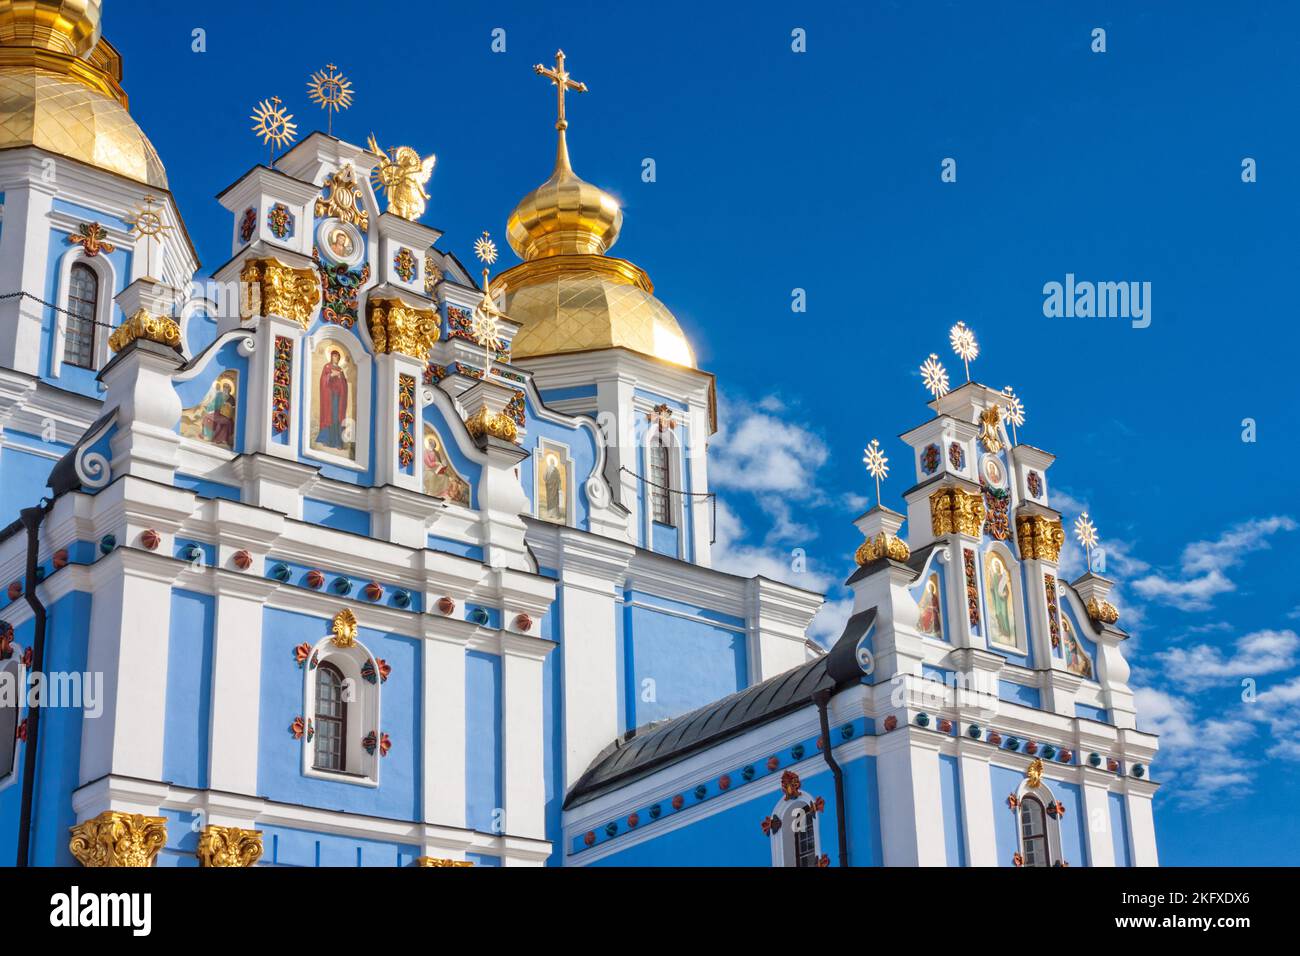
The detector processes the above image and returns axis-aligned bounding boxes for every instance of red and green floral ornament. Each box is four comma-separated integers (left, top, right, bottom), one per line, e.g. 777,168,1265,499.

761,814,782,836
921,443,941,475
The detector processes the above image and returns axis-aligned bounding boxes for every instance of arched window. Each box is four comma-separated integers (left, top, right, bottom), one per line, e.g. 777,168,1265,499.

649,438,672,525
792,804,819,867
313,661,347,772
65,263,99,370
1019,794,1050,867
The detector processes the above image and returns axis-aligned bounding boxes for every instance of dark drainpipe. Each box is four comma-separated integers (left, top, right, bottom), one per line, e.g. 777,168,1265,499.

16,502,50,867
813,687,849,867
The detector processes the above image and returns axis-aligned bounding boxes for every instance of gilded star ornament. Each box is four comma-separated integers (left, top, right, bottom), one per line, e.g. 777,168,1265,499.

474,232,499,265
251,96,298,165
1074,512,1099,569
1000,386,1025,445
472,232,507,370
125,195,171,279
863,438,889,507
949,321,978,381
920,353,950,404
308,64,353,136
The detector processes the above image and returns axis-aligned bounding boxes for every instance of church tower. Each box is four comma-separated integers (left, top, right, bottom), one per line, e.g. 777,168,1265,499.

494,52,715,566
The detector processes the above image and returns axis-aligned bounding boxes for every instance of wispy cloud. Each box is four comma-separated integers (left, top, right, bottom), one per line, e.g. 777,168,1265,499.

1131,517,1296,612
1134,685,1256,805
1155,629,1299,691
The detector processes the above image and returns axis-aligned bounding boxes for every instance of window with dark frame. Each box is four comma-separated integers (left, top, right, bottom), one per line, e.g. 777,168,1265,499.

793,805,818,867
1019,795,1050,867
313,661,347,772
649,437,672,526
0,662,17,781
65,263,99,370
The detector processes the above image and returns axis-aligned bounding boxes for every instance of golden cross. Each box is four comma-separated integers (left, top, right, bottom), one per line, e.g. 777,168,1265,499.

533,49,588,131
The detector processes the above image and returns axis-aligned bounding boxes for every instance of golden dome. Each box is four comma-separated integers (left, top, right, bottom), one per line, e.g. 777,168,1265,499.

494,254,696,368
506,129,622,259
0,0,168,188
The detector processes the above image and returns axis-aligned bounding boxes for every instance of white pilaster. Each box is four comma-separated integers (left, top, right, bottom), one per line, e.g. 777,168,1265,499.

876,729,947,865
956,739,998,866
421,623,469,828
500,632,553,842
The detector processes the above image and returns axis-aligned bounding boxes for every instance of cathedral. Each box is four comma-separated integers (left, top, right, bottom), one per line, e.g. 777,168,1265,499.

0,2,1157,867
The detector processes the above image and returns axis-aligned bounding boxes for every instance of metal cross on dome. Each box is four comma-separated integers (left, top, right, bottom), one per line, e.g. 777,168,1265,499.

533,49,588,131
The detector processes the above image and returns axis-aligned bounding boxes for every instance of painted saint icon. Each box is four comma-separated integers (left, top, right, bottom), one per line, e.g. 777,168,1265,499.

983,551,1018,649
536,441,569,525
422,424,470,506
1061,616,1094,679
180,369,238,451
917,572,943,638
309,340,356,461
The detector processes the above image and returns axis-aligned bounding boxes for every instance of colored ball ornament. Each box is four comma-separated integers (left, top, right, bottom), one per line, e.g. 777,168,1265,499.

469,607,490,626
1132,764,1146,779
916,713,931,728
1088,752,1102,767
1025,740,1038,755
840,723,854,740
364,581,383,601
99,534,116,555
305,569,325,589
766,755,780,770
883,715,898,732
791,743,805,759
694,784,707,800
604,822,618,837
437,596,456,615
52,549,69,569
967,724,982,738
140,529,160,551
719,774,731,791
742,765,756,781
1107,758,1120,773
331,576,351,595
1004,736,1020,751
181,543,204,564
987,730,1002,746
1041,744,1056,760
6,581,21,600
1058,749,1073,763
937,718,953,734
233,550,253,570
627,813,640,829
514,613,533,631
270,563,291,582
671,794,684,810
393,589,411,609
583,831,596,847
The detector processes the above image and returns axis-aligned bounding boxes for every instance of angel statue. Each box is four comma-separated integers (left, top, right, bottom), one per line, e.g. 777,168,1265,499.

368,134,436,221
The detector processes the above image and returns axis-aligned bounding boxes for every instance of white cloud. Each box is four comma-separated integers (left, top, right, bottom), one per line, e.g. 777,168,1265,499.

1156,629,1300,691
1134,685,1255,805
1131,516,1296,612
711,499,833,594
710,395,828,498
1245,674,1300,762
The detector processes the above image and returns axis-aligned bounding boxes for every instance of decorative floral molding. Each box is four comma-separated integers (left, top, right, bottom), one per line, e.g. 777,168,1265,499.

196,825,263,867
68,811,167,867
367,298,439,359
930,487,985,538
107,309,181,353
1016,513,1065,562
239,258,320,329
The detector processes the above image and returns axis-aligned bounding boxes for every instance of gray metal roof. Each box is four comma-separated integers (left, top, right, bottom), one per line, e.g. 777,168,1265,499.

564,609,873,809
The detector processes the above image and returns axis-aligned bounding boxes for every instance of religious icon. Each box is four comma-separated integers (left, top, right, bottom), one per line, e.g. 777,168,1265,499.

422,424,470,506
316,218,363,267
180,370,238,451
983,551,1018,649
981,454,1007,490
536,441,569,525
917,572,943,638
1061,616,1093,679
310,340,356,460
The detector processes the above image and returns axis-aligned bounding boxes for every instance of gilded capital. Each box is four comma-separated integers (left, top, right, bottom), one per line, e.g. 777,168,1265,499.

367,297,440,359
930,486,985,538
107,309,181,353
1087,597,1120,624
196,825,263,867
854,532,910,566
1015,513,1065,562
240,258,321,329
69,811,168,867
464,406,519,444
414,856,474,867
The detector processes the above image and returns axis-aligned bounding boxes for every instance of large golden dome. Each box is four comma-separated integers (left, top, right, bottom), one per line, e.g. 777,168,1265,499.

0,0,168,188
499,52,694,368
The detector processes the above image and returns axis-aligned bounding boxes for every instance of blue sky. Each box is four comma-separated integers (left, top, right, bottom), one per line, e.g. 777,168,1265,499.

114,0,1299,864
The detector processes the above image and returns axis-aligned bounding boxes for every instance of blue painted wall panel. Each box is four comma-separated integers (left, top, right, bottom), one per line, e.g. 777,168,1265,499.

163,589,214,789
939,753,967,866
465,650,502,833
1109,791,1132,867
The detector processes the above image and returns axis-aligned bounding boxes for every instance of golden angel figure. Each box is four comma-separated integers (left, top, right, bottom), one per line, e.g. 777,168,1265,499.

368,134,436,221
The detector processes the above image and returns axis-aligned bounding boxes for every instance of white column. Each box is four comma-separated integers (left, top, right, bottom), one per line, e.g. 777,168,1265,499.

876,729,947,866
0,178,56,375
558,569,620,790
1126,788,1159,866
207,583,273,795
500,633,551,844
422,626,468,828
686,396,712,567
956,739,998,866
79,552,175,783
1081,770,1116,868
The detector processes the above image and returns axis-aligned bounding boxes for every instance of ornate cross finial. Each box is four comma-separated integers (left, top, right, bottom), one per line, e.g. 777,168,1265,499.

533,49,588,131
863,438,889,508
125,194,171,280
308,63,354,136
920,353,950,405
251,95,298,166
1000,386,1025,445
1074,513,1099,571
472,232,507,372
949,321,979,382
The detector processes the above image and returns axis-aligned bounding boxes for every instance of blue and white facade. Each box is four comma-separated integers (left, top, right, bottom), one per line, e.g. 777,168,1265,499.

0,4,1157,868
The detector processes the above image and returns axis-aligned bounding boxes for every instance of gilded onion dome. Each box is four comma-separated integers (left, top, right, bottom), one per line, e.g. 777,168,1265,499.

497,53,694,368
0,0,168,188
